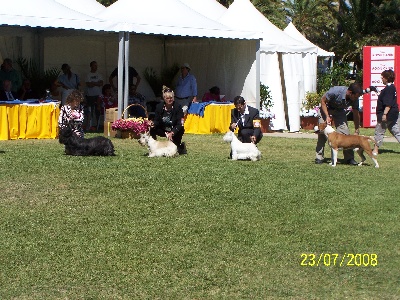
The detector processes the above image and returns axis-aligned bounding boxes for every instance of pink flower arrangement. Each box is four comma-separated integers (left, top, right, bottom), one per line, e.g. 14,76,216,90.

111,117,151,135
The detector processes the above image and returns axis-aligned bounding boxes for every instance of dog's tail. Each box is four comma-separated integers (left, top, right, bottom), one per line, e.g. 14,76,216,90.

367,136,377,146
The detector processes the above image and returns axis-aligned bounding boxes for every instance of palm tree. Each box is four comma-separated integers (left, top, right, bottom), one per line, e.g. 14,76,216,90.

285,0,336,54
97,0,116,6
253,0,287,29
328,0,400,67
218,0,233,7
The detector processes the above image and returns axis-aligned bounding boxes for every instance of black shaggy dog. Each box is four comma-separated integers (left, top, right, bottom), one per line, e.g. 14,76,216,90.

59,126,115,156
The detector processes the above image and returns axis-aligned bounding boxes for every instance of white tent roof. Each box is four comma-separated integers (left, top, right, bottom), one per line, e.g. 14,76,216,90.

96,0,261,39
0,0,114,32
219,0,317,53
0,0,260,40
284,22,335,57
179,0,227,21
55,0,106,15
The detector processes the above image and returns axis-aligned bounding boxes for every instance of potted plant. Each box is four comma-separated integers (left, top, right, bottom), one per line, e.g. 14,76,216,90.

16,57,60,98
143,64,179,97
259,83,274,132
300,92,321,130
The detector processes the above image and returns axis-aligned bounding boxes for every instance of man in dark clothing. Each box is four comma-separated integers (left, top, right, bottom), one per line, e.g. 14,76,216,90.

108,66,141,92
229,96,263,144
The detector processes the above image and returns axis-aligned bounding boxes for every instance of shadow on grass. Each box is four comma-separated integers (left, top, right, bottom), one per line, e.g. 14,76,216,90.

379,149,400,154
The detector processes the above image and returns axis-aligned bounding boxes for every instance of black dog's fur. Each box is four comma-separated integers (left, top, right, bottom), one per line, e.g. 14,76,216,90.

59,126,115,156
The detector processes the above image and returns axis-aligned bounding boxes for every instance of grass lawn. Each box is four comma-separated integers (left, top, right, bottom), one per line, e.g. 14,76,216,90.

0,128,399,299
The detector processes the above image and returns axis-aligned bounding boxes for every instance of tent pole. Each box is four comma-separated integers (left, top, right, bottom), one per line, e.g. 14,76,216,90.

278,53,290,131
124,32,130,117
255,39,260,110
117,31,124,119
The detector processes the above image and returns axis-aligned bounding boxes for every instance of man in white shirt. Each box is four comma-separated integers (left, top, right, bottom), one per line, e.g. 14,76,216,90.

85,61,103,130
56,63,80,105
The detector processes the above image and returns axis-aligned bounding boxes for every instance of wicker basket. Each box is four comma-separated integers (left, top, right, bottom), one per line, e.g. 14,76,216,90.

119,130,140,139
118,104,148,139
122,103,148,119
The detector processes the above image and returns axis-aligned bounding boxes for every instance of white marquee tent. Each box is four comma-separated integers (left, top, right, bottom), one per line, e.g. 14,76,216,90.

0,0,117,78
284,22,335,58
0,0,114,32
179,0,227,21
284,22,335,96
219,0,318,132
95,0,262,114
55,0,106,15
178,0,261,108
95,0,258,39
0,0,262,117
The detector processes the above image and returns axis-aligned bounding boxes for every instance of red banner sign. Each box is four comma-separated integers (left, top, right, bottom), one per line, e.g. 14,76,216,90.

362,46,400,127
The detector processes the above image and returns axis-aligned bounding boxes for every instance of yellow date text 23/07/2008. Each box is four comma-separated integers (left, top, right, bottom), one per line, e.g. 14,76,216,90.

300,253,378,267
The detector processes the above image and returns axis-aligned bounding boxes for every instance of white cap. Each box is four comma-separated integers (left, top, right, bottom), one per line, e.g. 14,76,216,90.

182,63,191,70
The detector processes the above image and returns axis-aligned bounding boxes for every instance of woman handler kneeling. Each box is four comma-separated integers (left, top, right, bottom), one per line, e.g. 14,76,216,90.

149,86,187,154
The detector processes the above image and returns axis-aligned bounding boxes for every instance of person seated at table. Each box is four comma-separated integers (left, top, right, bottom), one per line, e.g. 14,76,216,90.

99,84,117,110
229,96,263,144
149,86,187,155
0,58,22,94
202,86,226,102
0,80,18,100
18,79,39,100
127,84,146,118
50,79,62,102
58,89,85,138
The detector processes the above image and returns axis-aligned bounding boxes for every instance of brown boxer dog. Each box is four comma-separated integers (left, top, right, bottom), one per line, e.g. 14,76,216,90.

318,123,379,168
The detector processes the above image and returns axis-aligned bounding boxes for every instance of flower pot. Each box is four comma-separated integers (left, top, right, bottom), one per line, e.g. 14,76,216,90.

300,117,318,130
118,130,140,139
260,118,271,133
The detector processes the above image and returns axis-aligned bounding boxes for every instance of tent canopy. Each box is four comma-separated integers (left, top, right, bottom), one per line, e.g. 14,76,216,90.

55,0,106,15
219,0,316,53
179,0,227,21
0,0,260,40
284,22,334,57
0,0,262,110
0,0,115,32
96,0,261,39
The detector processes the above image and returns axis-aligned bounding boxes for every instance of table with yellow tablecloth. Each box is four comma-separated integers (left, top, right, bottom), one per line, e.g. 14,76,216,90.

184,103,234,134
0,101,60,140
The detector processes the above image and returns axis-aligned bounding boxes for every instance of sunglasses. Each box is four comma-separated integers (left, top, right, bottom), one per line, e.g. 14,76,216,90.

163,88,172,93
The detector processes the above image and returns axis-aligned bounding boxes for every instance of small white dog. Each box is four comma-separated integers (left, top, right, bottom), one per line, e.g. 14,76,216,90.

138,132,178,157
223,131,261,161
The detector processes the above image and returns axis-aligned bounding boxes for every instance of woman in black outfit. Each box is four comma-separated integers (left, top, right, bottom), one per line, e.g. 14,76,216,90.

373,69,400,154
150,86,187,154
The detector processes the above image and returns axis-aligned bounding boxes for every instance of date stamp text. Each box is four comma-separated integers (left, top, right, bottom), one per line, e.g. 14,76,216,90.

300,253,378,267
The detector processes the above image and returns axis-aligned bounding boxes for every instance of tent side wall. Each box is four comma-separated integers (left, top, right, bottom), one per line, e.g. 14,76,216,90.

0,27,37,64
159,37,257,105
43,33,164,100
5,29,258,106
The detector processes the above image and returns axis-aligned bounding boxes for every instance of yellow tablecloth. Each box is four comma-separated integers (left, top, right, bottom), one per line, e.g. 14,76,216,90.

0,102,60,140
184,103,234,134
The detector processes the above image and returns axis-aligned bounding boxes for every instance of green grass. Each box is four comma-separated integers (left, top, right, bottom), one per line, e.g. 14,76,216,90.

0,131,399,299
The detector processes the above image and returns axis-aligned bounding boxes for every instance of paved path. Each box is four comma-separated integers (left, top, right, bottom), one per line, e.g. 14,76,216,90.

263,131,398,143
